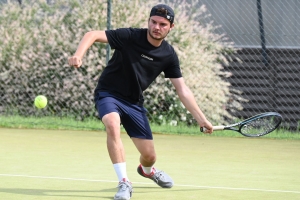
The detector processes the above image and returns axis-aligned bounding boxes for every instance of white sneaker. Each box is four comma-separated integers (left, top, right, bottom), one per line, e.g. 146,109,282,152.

114,178,133,200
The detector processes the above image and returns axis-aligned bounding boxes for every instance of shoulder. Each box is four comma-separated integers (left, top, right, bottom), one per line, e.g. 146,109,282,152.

161,40,178,59
105,28,131,36
161,39,176,52
105,28,146,41
128,28,147,40
106,27,146,36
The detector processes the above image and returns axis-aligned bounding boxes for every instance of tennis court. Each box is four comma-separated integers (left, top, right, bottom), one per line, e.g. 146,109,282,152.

0,128,299,200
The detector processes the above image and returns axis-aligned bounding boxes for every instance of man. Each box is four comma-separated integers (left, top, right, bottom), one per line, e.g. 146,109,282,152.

68,4,213,200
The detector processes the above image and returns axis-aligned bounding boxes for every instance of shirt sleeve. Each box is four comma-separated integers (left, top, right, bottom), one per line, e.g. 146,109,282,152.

164,51,182,78
105,28,132,50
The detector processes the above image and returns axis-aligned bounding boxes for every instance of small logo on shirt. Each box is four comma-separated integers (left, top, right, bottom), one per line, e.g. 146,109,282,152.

141,54,153,61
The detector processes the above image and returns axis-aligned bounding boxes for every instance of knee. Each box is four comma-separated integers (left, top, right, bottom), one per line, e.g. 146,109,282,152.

142,153,156,163
102,113,120,135
105,119,119,131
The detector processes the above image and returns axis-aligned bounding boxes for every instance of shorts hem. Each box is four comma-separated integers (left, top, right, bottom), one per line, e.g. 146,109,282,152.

130,135,153,140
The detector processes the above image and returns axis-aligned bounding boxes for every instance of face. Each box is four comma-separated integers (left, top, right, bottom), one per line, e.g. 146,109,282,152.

148,16,174,41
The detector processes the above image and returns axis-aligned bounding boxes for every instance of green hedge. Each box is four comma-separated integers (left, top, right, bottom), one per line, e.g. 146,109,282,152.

0,0,241,125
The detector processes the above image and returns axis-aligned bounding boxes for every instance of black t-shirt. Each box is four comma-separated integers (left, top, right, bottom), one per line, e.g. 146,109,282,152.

94,28,182,105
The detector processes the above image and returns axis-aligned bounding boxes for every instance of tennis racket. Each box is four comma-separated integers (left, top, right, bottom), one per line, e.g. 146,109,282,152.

200,112,282,137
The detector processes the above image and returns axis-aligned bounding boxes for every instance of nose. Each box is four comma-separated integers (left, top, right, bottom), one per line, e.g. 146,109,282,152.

153,23,159,30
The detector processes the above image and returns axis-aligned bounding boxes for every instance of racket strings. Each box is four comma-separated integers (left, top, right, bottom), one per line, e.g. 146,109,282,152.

241,115,281,136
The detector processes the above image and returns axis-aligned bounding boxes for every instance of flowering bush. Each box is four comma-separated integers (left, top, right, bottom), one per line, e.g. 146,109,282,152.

0,0,241,125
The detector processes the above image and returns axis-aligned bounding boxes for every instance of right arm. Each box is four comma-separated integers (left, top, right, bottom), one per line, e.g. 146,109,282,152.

170,77,213,133
68,31,108,68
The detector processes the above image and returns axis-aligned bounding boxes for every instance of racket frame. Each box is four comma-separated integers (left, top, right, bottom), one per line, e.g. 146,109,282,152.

201,112,282,137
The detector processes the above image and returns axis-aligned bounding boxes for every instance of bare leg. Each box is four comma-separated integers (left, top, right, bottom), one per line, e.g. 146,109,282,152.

131,138,156,167
132,137,174,188
102,112,125,164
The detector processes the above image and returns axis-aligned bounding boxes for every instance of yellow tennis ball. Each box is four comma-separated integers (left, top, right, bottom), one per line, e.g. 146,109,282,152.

34,95,47,109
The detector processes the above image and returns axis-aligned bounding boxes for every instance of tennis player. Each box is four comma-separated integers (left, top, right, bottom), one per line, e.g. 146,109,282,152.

68,4,213,200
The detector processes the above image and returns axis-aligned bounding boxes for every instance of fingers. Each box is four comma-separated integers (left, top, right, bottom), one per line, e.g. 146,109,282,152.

68,56,82,68
200,120,213,134
201,126,213,134
204,127,213,134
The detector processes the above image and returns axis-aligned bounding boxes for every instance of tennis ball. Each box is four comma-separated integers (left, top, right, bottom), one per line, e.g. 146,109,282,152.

34,95,47,109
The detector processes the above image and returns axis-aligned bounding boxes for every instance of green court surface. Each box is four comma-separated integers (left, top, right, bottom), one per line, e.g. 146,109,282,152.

0,128,300,200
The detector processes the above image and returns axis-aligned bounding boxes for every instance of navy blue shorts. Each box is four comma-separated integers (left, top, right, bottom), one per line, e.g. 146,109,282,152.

95,92,153,139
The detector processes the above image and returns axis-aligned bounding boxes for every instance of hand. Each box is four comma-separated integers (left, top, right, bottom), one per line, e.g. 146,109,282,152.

200,120,213,134
68,56,82,68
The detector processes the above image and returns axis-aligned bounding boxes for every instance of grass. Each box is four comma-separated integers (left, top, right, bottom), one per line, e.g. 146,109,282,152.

0,115,105,131
1,128,300,200
0,115,299,140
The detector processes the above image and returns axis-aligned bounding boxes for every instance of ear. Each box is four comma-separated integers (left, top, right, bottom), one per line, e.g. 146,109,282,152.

170,23,175,30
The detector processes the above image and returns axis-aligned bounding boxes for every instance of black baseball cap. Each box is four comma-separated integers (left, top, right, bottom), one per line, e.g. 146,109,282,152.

150,4,175,24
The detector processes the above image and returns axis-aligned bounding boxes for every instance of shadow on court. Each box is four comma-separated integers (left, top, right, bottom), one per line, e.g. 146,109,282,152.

0,188,113,199
0,187,203,199
132,186,206,193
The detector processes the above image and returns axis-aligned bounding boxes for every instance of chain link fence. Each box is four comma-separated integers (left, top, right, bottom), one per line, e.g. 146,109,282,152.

200,0,300,130
0,0,299,131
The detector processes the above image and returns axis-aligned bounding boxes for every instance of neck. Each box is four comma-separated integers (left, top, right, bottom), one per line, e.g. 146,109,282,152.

147,32,163,47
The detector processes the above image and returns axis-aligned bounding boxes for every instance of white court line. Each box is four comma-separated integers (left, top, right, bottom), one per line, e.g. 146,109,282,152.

0,174,299,194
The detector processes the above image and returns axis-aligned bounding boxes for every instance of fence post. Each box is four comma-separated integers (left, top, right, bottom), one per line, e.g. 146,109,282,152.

257,0,277,111
257,0,268,66
106,0,112,65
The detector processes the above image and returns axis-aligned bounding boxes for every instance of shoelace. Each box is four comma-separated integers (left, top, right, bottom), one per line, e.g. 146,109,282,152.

117,182,131,191
152,171,165,182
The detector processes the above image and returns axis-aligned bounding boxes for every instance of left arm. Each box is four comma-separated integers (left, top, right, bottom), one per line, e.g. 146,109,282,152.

170,77,213,133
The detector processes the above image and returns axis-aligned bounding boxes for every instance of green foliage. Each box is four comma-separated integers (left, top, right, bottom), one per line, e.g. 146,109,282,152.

0,0,241,125
0,0,107,119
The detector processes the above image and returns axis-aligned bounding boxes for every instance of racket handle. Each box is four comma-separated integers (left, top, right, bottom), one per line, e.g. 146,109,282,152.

200,126,225,132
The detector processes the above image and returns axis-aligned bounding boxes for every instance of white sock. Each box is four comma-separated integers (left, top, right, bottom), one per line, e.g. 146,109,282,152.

113,162,129,182
141,165,154,175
